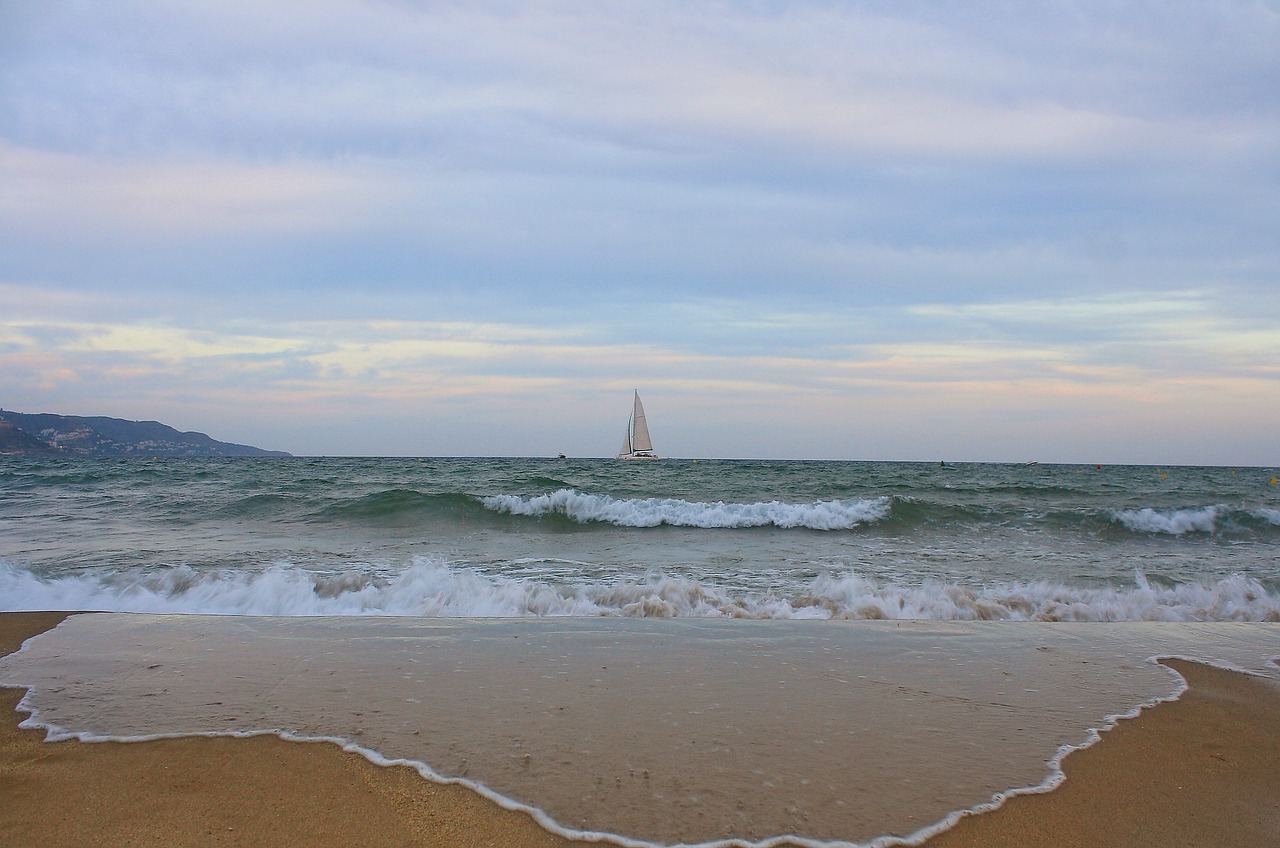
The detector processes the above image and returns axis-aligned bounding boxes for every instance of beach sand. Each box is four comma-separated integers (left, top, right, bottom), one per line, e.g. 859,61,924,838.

0,613,576,848
2,612,1277,847
925,656,1280,847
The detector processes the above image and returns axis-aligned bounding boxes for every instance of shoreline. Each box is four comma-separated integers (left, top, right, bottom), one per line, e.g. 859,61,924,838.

924,654,1280,846
0,612,581,848
3,612,1278,847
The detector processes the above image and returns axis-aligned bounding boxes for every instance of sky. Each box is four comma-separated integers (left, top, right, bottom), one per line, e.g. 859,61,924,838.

2,1,1278,463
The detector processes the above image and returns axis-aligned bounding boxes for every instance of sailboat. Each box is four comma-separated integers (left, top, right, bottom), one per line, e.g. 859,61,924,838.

617,391,659,460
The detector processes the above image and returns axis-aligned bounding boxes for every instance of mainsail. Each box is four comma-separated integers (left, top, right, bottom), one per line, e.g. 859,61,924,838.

618,391,658,459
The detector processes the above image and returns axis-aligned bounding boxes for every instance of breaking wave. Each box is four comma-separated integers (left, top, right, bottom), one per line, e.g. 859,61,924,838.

1111,505,1280,536
3,559,1276,622
482,489,892,529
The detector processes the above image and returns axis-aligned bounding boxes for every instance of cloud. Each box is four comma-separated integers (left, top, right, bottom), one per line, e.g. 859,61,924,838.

2,1,1277,461
0,142,386,238
2,286,1273,437
9,1,1275,166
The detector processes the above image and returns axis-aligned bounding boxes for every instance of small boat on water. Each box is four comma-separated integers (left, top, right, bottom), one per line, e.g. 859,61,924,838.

617,390,659,460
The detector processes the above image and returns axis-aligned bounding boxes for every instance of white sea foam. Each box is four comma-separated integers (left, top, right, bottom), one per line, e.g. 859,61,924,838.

482,488,891,529
1112,505,1221,534
3,559,1277,622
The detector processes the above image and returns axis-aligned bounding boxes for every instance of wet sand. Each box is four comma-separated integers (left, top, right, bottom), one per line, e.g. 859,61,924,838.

2,612,1278,847
924,655,1280,847
0,612,576,848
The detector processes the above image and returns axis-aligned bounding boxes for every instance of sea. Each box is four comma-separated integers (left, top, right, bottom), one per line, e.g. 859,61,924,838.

2,456,1280,846
1,456,1278,620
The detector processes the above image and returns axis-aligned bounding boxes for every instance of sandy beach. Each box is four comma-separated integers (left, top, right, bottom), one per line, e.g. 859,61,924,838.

1,613,577,848
2,612,1278,847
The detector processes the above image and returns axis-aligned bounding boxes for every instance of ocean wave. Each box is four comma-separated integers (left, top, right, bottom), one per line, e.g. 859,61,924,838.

216,492,297,518
3,560,1276,622
482,489,892,529
1109,504,1280,536
1112,505,1221,535
308,490,485,524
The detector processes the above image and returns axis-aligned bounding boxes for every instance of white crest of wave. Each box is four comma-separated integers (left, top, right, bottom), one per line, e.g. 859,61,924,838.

482,489,891,529
1112,505,1220,535
803,571,1280,622
3,560,1277,622
0,559,600,617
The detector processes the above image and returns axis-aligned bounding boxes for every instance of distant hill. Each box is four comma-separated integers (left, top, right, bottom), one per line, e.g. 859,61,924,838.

0,418,58,456
0,411,290,458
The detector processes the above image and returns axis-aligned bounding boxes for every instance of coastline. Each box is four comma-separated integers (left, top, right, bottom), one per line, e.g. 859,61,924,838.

0,612,578,848
924,656,1280,847
2,612,1278,847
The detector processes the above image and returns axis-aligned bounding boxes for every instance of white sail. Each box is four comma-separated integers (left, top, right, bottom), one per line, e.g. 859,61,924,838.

630,392,653,452
617,391,658,459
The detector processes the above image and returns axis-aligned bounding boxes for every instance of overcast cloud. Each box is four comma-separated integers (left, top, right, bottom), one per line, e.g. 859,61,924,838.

2,1,1277,462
